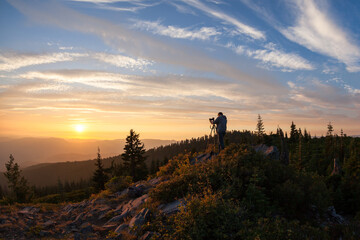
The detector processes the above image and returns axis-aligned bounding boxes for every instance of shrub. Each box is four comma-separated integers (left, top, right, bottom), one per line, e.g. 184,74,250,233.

165,192,243,240
105,176,133,193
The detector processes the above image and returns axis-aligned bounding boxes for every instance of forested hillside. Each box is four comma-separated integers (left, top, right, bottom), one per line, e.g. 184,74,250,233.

1,124,360,239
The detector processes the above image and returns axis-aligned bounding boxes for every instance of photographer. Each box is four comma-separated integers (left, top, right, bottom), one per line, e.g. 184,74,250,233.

210,112,227,152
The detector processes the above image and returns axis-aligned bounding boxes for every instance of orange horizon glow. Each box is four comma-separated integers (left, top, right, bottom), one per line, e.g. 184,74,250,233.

1,110,359,141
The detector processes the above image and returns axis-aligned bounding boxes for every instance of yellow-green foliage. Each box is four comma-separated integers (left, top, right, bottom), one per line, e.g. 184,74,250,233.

167,191,242,240
156,153,192,177
147,144,345,239
105,176,133,193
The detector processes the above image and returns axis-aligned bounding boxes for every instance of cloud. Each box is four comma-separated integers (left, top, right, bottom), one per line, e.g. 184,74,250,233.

231,43,314,71
92,53,152,69
344,84,360,95
169,2,197,15
18,70,133,90
182,0,265,40
8,0,283,95
280,0,360,72
70,0,159,12
0,51,154,72
134,20,220,40
287,79,360,109
0,52,86,71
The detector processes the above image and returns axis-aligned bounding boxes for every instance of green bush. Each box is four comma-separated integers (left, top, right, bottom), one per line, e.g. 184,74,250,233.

105,176,133,193
164,192,243,240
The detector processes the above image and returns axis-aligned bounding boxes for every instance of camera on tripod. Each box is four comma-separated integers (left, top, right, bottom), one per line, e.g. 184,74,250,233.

209,117,215,123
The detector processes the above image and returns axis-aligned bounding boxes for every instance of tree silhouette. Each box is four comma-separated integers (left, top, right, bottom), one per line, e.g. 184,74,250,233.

4,154,30,203
122,129,148,181
92,148,108,192
256,114,265,144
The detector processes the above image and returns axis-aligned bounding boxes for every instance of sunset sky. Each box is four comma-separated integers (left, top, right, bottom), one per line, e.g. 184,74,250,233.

1,0,359,140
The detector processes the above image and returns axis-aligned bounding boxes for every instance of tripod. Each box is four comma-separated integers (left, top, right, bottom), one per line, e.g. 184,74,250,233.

208,123,217,153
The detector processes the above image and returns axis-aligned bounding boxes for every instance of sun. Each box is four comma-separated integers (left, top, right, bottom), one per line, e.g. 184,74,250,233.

75,124,85,133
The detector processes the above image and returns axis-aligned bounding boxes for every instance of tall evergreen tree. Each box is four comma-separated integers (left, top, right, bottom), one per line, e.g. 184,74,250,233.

278,128,289,165
327,122,334,136
4,154,30,203
92,148,108,192
256,114,265,136
256,114,265,144
290,121,298,143
122,129,148,181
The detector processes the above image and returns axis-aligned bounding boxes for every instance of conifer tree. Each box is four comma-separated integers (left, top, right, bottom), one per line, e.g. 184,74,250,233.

4,154,30,203
327,122,334,136
122,129,148,181
278,128,289,165
290,121,298,143
256,114,265,144
92,148,108,192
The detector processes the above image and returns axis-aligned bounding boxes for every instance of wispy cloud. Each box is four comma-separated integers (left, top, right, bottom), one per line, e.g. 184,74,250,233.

0,51,154,72
169,2,197,15
92,53,152,69
230,43,314,71
0,52,86,72
280,0,360,72
182,0,265,40
134,20,220,40
70,0,159,12
287,79,360,109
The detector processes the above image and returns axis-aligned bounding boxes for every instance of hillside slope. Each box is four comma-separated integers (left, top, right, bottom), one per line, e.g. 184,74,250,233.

1,144,359,240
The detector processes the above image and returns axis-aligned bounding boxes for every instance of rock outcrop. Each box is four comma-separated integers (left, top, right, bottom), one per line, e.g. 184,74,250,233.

0,178,163,239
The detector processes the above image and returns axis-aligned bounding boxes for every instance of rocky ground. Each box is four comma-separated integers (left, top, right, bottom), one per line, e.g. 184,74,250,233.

0,176,180,240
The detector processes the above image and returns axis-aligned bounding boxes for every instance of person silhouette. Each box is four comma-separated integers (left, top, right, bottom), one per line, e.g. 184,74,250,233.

210,112,227,151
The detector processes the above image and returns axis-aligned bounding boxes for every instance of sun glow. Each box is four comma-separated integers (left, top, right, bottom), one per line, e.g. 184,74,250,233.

75,124,85,133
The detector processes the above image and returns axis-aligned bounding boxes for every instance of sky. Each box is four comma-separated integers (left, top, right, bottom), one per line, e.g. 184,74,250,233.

0,0,359,140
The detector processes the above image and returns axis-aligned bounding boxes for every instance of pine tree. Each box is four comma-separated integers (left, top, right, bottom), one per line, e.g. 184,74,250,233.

256,114,265,136
290,121,298,143
256,114,265,144
339,129,345,163
4,154,30,203
92,147,109,192
327,122,334,136
122,129,148,181
278,128,289,165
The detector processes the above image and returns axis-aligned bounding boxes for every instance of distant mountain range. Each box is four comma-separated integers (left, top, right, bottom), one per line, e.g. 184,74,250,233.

0,137,175,171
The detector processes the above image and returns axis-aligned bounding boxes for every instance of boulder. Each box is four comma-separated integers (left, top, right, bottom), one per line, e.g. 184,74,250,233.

43,220,56,228
114,223,129,233
254,144,279,159
72,212,85,225
129,208,150,228
127,186,144,198
326,206,345,224
104,211,129,226
140,231,160,240
79,222,93,234
190,153,214,165
18,207,40,215
148,177,161,186
159,199,184,215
